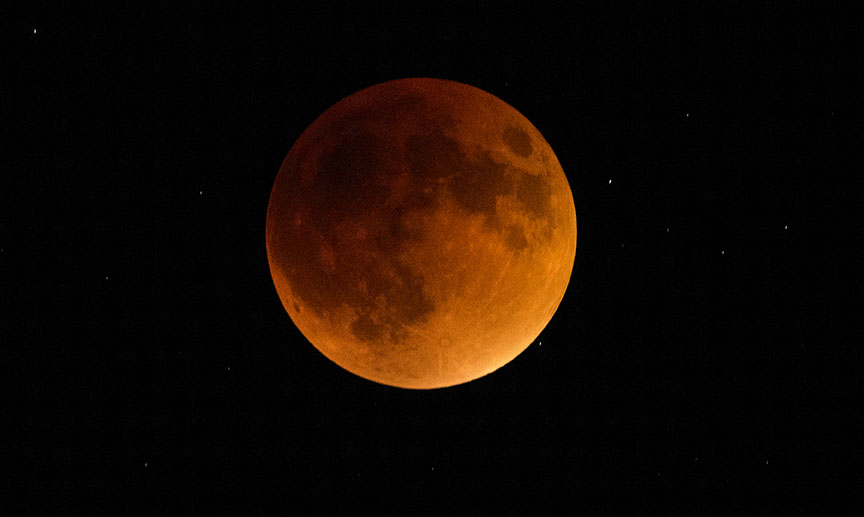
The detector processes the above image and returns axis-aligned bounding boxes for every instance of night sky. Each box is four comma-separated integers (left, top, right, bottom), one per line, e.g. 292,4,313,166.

7,2,862,514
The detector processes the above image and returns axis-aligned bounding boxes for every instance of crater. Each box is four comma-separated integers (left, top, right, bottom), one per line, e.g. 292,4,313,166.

351,313,386,343
503,126,533,157
390,263,435,326
516,170,552,217
347,262,435,344
502,224,529,251
315,129,392,220
406,129,463,179
449,150,513,225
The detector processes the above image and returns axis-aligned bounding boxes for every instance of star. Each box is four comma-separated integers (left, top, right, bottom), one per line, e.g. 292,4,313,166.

784,225,788,230
666,227,670,232
686,113,690,118
33,28,37,34
608,179,612,184
144,462,148,467
199,190,203,195
721,250,725,255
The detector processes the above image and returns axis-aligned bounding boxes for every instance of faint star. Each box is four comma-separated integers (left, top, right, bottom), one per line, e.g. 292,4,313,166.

105,275,109,280
721,250,725,255
685,112,690,118
33,28,37,34
784,225,788,230
608,179,612,184
144,462,148,467
666,227,670,232
227,366,231,371
199,190,203,195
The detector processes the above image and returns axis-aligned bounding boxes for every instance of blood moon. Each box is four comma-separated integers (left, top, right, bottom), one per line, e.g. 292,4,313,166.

266,78,576,389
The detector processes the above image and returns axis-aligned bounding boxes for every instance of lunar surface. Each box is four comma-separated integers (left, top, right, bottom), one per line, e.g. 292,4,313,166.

266,78,577,389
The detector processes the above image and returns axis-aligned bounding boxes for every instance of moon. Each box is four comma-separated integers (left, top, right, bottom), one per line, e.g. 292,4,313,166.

266,78,576,389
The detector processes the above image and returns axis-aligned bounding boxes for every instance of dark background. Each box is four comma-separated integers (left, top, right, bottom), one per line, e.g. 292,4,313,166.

5,1,862,514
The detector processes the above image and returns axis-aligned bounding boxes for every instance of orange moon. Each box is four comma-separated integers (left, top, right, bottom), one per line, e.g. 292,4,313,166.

266,78,576,389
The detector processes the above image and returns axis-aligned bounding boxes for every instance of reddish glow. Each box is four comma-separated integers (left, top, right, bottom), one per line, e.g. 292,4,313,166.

266,78,576,389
